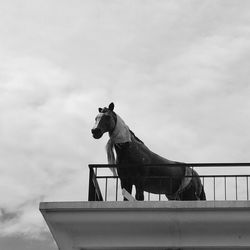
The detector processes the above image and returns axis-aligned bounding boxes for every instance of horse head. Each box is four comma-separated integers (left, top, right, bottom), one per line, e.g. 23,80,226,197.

91,102,117,139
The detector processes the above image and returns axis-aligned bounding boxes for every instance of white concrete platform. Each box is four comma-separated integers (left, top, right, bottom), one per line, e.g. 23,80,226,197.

40,201,250,250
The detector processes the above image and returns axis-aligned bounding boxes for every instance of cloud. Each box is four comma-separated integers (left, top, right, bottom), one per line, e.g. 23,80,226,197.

0,209,18,224
0,56,96,236
0,54,121,237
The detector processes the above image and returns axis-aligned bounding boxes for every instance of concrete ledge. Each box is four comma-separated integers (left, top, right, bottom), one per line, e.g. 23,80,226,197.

40,201,250,250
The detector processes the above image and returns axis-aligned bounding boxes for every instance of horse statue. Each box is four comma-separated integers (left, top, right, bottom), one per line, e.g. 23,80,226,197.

91,103,206,201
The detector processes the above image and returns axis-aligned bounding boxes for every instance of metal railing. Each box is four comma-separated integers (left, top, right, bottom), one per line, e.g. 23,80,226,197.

88,163,250,201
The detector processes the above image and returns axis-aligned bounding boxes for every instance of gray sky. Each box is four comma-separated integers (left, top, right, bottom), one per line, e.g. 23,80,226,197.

1,0,250,249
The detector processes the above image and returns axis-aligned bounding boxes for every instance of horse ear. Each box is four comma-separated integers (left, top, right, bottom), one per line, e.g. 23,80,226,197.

98,108,102,113
108,102,114,111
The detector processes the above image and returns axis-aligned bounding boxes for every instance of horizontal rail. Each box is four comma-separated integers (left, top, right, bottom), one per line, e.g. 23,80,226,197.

96,174,250,179
89,163,250,168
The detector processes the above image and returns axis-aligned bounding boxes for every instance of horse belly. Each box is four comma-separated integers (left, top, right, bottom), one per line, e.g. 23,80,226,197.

143,178,174,194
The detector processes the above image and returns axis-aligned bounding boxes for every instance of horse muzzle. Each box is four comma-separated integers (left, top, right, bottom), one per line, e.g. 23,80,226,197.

91,128,103,139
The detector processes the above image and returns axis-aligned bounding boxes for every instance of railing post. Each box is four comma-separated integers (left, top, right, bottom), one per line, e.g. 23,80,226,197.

88,167,96,201
88,165,104,201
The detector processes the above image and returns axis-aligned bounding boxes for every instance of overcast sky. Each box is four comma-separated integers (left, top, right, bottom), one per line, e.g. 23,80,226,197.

1,0,250,249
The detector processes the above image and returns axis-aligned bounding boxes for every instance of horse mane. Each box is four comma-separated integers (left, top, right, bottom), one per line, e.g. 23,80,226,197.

129,130,144,144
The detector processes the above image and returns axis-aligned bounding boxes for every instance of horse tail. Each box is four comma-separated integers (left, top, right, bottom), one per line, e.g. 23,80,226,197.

199,186,206,200
191,169,206,200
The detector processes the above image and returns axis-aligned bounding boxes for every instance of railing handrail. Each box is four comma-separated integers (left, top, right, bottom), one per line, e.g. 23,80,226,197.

95,174,250,179
89,162,250,169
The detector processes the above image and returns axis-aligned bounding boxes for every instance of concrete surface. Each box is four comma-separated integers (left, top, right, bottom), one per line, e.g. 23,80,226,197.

40,201,250,250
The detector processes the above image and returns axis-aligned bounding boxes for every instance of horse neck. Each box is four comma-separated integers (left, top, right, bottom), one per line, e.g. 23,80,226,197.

106,114,131,176
109,114,132,144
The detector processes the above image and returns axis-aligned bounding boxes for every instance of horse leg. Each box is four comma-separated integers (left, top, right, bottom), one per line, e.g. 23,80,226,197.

199,186,206,200
180,184,198,200
180,181,206,200
120,179,133,201
180,169,206,201
135,185,144,201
